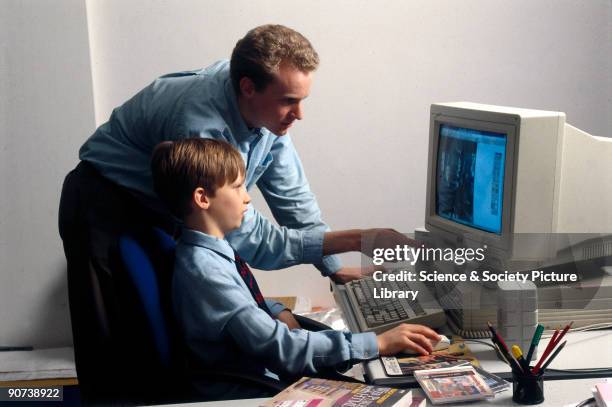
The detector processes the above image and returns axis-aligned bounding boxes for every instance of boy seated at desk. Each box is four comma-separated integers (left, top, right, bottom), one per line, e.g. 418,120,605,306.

151,138,440,399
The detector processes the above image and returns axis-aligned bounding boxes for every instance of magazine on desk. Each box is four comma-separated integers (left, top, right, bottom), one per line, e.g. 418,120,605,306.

260,376,414,407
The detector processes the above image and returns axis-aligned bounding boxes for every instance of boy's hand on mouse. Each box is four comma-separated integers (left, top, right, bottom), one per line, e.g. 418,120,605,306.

376,324,440,356
276,310,301,330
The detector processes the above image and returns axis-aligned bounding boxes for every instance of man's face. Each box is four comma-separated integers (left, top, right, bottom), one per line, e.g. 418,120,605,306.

207,174,251,233
244,63,312,136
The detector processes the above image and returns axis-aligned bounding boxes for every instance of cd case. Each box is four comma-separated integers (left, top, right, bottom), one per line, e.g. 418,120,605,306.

382,354,472,376
414,366,494,404
473,366,510,393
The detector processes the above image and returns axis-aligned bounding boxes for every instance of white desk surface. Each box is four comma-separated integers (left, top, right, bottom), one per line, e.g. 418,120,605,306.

471,330,612,374
160,379,608,407
2,332,607,406
0,347,76,382
161,330,612,407
160,378,606,406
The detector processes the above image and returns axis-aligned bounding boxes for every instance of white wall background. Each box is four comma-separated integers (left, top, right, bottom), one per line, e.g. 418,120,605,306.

0,0,95,348
1,0,610,348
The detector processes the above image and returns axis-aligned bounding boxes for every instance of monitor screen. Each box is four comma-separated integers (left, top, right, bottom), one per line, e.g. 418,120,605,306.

436,124,507,234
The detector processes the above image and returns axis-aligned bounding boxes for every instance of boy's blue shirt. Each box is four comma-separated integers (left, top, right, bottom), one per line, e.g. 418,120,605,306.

79,60,340,276
173,228,378,381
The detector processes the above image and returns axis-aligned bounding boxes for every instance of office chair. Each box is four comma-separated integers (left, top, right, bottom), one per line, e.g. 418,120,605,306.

119,227,348,400
70,223,335,405
117,227,295,404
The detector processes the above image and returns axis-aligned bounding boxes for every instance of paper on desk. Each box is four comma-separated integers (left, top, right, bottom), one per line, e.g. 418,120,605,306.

0,347,76,381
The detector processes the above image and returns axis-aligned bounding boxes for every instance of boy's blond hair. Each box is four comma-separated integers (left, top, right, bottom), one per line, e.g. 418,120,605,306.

151,138,245,218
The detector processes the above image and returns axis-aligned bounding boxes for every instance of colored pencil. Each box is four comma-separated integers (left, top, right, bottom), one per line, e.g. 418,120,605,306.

534,328,559,371
488,322,523,373
552,321,573,349
535,340,567,374
532,322,573,373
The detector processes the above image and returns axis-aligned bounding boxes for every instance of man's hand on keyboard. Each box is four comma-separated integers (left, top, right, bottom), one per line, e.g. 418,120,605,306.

329,266,377,284
376,324,441,356
361,228,420,259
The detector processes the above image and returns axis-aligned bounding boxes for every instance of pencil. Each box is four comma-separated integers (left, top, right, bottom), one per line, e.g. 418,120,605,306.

534,327,559,371
535,340,567,374
487,322,510,355
533,322,573,373
549,328,559,346
492,342,509,365
552,321,573,349
488,322,523,373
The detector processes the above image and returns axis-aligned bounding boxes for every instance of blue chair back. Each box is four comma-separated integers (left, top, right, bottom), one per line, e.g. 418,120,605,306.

118,228,176,368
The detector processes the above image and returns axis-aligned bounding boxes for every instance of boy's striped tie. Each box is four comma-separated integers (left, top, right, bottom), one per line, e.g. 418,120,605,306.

234,251,271,315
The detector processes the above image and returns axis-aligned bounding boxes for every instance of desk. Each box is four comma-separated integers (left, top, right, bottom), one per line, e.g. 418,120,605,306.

0,347,80,405
2,336,607,406
473,330,612,377
158,378,606,406
159,330,611,407
0,347,76,382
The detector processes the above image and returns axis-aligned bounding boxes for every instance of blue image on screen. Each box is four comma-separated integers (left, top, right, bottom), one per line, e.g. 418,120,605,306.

436,124,506,234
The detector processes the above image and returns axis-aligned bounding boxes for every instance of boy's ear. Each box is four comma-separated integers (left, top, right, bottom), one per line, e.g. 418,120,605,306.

193,187,210,210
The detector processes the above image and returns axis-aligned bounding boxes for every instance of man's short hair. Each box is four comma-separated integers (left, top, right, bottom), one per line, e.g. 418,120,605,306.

230,24,319,93
151,138,245,219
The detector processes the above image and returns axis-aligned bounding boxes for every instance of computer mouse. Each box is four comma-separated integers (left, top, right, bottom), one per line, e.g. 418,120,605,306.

432,334,451,351
402,334,450,355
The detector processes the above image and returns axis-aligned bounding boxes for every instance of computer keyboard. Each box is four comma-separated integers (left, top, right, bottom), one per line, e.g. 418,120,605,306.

344,276,446,334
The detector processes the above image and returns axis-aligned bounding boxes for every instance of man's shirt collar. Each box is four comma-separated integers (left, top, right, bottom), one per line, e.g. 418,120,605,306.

223,78,262,143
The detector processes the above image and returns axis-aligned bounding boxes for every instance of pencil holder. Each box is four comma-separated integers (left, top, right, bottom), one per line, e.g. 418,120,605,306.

512,370,544,405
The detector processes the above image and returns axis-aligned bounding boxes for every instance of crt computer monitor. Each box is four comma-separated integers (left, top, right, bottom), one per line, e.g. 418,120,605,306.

422,102,612,337
424,102,612,267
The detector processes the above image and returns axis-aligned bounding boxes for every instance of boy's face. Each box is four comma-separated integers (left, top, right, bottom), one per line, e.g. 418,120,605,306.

243,63,312,136
207,174,251,233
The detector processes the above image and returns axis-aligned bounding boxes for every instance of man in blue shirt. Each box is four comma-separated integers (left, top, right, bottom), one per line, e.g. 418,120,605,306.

79,25,360,280
151,138,440,399
58,24,415,402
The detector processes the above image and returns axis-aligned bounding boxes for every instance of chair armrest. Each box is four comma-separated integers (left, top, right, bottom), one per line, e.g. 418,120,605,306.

294,314,331,332
191,369,289,393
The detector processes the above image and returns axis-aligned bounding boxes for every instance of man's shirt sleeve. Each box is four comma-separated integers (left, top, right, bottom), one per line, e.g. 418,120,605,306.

255,135,342,276
177,261,378,376
226,204,324,270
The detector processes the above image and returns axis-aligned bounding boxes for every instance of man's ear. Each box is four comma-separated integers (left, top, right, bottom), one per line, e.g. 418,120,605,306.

239,76,256,98
193,187,210,210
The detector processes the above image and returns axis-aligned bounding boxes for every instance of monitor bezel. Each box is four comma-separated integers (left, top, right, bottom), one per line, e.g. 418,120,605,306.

425,107,519,254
